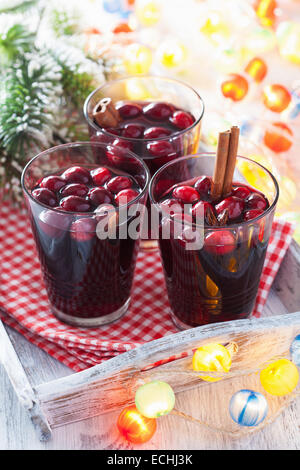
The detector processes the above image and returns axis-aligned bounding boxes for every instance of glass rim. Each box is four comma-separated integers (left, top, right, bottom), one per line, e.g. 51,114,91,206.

21,141,151,215
149,152,279,230
83,74,205,142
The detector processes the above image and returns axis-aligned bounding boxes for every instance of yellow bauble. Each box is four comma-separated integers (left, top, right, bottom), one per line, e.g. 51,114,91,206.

123,43,152,74
135,381,175,418
157,40,187,69
260,359,299,396
192,343,232,382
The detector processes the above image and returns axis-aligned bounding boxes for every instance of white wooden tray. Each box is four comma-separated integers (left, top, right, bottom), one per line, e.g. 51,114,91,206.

1,239,300,443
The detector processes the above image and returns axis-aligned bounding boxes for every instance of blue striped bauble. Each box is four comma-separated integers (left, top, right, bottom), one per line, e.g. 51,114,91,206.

229,389,268,426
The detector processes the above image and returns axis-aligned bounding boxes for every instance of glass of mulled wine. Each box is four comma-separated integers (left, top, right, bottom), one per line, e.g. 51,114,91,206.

149,153,279,329
83,75,204,251
21,142,150,327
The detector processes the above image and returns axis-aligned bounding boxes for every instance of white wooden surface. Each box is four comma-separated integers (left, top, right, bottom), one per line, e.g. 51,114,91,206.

1,287,299,450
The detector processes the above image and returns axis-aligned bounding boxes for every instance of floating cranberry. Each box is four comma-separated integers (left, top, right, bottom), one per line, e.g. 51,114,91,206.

143,127,171,139
106,175,133,193
143,102,173,121
194,176,211,198
60,196,92,212
32,188,57,207
173,185,200,204
116,102,142,119
115,188,139,205
246,193,268,211
90,167,112,186
61,166,91,185
215,196,244,220
204,230,236,255
170,110,195,130
88,187,113,206
243,209,264,221
60,184,89,198
147,140,176,158
192,200,214,220
38,209,72,238
121,123,145,139
231,186,251,200
40,175,65,193
105,127,121,136
159,198,184,215
70,217,97,242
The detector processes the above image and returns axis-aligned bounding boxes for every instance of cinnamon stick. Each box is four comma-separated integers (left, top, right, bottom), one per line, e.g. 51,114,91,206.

211,130,230,201
93,97,120,128
222,126,240,197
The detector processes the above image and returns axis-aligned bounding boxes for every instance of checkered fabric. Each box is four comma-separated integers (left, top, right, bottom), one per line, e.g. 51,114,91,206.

0,201,294,372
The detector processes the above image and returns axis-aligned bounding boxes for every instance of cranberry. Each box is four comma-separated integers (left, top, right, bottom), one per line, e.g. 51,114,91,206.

60,184,89,198
194,176,211,198
106,176,133,193
231,186,251,200
121,124,145,139
40,175,65,193
154,179,176,199
60,196,92,212
115,188,139,205
173,185,200,204
143,102,173,121
105,127,121,136
246,193,268,211
38,209,72,238
143,127,171,139
116,102,142,119
61,166,91,185
147,141,176,158
244,209,264,221
170,110,195,130
88,187,113,206
204,230,236,255
215,196,244,220
159,198,184,215
70,217,97,242
32,188,57,207
90,167,112,186
191,201,214,219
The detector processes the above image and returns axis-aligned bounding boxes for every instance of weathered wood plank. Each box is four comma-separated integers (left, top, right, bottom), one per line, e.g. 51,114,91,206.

0,319,52,441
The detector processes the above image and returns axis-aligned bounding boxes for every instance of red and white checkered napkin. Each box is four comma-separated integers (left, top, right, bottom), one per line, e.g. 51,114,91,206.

0,201,295,372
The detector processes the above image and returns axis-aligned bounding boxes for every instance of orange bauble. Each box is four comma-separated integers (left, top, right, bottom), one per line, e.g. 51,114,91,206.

221,74,249,101
117,405,157,444
113,22,133,33
262,84,291,113
245,57,268,83
263,122,293,153
254,0,277,27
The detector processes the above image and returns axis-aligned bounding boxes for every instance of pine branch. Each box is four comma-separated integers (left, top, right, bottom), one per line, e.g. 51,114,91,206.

0,23,35,61
0,0,39,14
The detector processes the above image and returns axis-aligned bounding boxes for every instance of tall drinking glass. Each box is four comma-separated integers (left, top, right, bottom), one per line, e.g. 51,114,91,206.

83,75,204,251
150,153,279,329
21,142,150,327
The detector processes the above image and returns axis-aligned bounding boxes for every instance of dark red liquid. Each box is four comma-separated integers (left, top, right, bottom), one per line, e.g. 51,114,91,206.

30,165,143,321
157,176,270,327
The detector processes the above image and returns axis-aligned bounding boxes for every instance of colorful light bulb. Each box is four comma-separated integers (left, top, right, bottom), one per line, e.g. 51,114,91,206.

262,84,291,113
260,359,299,396
245,57,267,83
200,10,230,44
221,74,249,102
103,0,122,13
135,381,175,418
123,43,152,74
254,0,277,28
263,122,293,153
192,342,232,382
157,39,187,69
117,405,157,443
135,0,160,27
229,389,268,426
243,27,277,57
290,335,300,367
